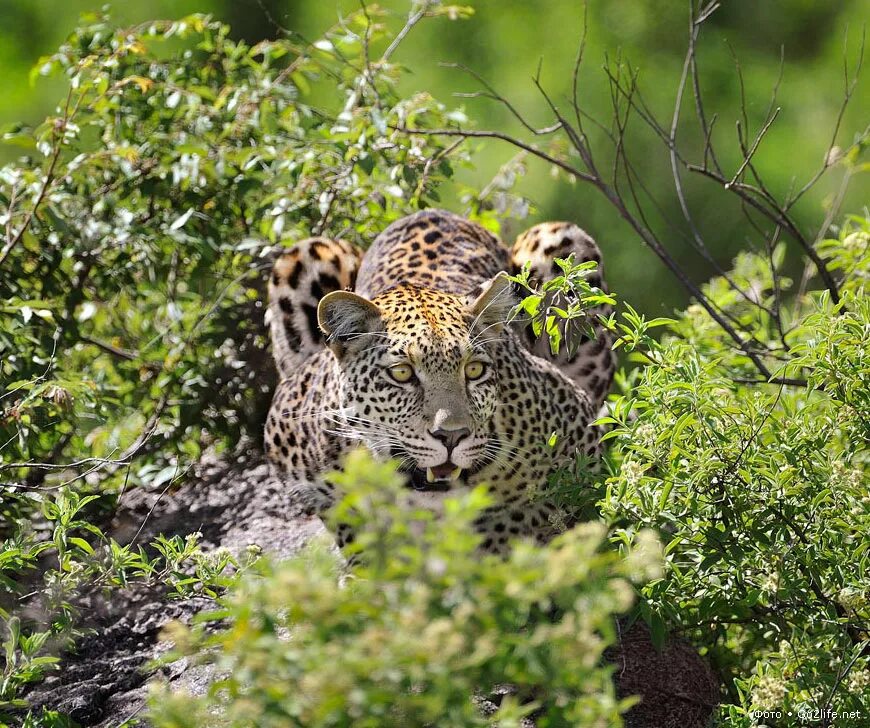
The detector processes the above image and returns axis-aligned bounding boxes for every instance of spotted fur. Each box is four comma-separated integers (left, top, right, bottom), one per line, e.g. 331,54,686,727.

264,210,610,552
267,236,362,378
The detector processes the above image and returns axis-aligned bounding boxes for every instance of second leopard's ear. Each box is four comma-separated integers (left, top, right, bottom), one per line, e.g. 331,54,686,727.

466,272,519,338
318,291,384,359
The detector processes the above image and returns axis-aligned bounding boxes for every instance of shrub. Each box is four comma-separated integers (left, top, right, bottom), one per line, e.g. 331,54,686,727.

148,449,661,728
596,217,870,725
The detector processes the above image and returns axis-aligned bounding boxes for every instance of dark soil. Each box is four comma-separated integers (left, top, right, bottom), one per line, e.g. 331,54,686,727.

21,456,326,727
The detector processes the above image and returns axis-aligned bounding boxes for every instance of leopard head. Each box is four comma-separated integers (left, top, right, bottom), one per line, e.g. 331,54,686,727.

317,274,516,493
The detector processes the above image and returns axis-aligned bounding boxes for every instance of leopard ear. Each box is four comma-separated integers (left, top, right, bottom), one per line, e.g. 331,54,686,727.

467,272,519,336
318,291,384,358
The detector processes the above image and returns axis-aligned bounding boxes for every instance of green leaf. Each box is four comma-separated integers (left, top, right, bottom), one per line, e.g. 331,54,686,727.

69,537,95,555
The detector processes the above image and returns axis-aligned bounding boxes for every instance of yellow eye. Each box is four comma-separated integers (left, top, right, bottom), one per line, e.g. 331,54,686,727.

465,361,487,380
388,363,415,383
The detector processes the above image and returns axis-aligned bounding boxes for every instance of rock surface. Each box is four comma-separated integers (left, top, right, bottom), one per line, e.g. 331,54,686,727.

23,456,326,727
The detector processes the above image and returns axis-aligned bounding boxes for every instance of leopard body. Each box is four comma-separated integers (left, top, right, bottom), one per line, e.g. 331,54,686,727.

264,210,614,552
262,209,718,726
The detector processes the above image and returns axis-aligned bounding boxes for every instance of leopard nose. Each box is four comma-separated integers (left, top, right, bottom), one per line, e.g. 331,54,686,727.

431,427,471,452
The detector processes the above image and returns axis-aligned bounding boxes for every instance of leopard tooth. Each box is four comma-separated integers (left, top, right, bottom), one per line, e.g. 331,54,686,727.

426,467,436,483
449,467,462,482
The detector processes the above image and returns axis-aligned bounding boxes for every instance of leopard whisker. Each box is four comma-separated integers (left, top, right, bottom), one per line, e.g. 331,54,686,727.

485,437,538,457
469,314,532,348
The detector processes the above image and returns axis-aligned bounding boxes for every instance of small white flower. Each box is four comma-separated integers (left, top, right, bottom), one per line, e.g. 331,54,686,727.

751,674,787,711
759,571,779,595
836,587,867,611
847,669,870,692
621,460,646,487
634,423,656,449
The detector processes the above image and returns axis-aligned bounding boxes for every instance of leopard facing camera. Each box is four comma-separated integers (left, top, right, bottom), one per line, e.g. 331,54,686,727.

263,209,719,727
263,209,614,553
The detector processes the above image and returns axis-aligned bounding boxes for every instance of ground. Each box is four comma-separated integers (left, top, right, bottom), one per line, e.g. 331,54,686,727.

22,457,324,726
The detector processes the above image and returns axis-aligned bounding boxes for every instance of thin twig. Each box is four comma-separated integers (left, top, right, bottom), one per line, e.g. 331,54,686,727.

393,126,598,183
380,2,429,63
79,335,141,362
0,88,73,268
444,62,560,136
729,107,780,187
787,26,865,210
687,164,841,303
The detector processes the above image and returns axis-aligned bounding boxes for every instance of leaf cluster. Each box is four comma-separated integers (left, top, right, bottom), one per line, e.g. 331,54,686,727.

148,449,660,728
594,219,870,724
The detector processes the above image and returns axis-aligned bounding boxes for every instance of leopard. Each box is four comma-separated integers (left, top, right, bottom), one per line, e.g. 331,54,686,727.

263,209,615,553
262,209,718,727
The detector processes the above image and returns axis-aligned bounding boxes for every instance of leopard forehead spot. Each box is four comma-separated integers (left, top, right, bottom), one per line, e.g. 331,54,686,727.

375,287,472,350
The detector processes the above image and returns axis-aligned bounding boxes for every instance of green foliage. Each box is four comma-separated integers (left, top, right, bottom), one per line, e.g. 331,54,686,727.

148,449,660,728
0,490,249,718
2,1,867,319
0,7,473,718
1,5,868,726
1,8,466,483
1,617,59,712
509,256,616,356
594,219,870,725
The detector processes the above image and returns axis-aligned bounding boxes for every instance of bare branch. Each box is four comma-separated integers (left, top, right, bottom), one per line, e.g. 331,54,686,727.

394,125,598,184
729,107,781,187
571,3,590,137
79,335,142,362
689,5,724,174
664,7,781,338
380,2,429,63
443,62,561,136
531,68,598,176
391,0,857,384
725,40,750,149
687,164,841,303
787,26,865,210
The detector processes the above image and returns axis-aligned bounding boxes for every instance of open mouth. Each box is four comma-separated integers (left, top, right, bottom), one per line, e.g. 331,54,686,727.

402,462,463,492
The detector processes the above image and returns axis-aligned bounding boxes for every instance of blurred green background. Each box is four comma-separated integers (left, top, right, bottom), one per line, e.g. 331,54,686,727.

1,0,866,315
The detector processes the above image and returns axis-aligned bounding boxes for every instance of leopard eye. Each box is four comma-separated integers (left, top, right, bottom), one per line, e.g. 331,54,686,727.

387,363,415,383
465,361,487,381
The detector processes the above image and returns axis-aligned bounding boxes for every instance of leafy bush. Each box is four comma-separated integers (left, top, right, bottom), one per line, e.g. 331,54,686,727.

0,6,480,717
145,221,870,725
148,449,661,728
1,7,467,488
596,217,870,725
